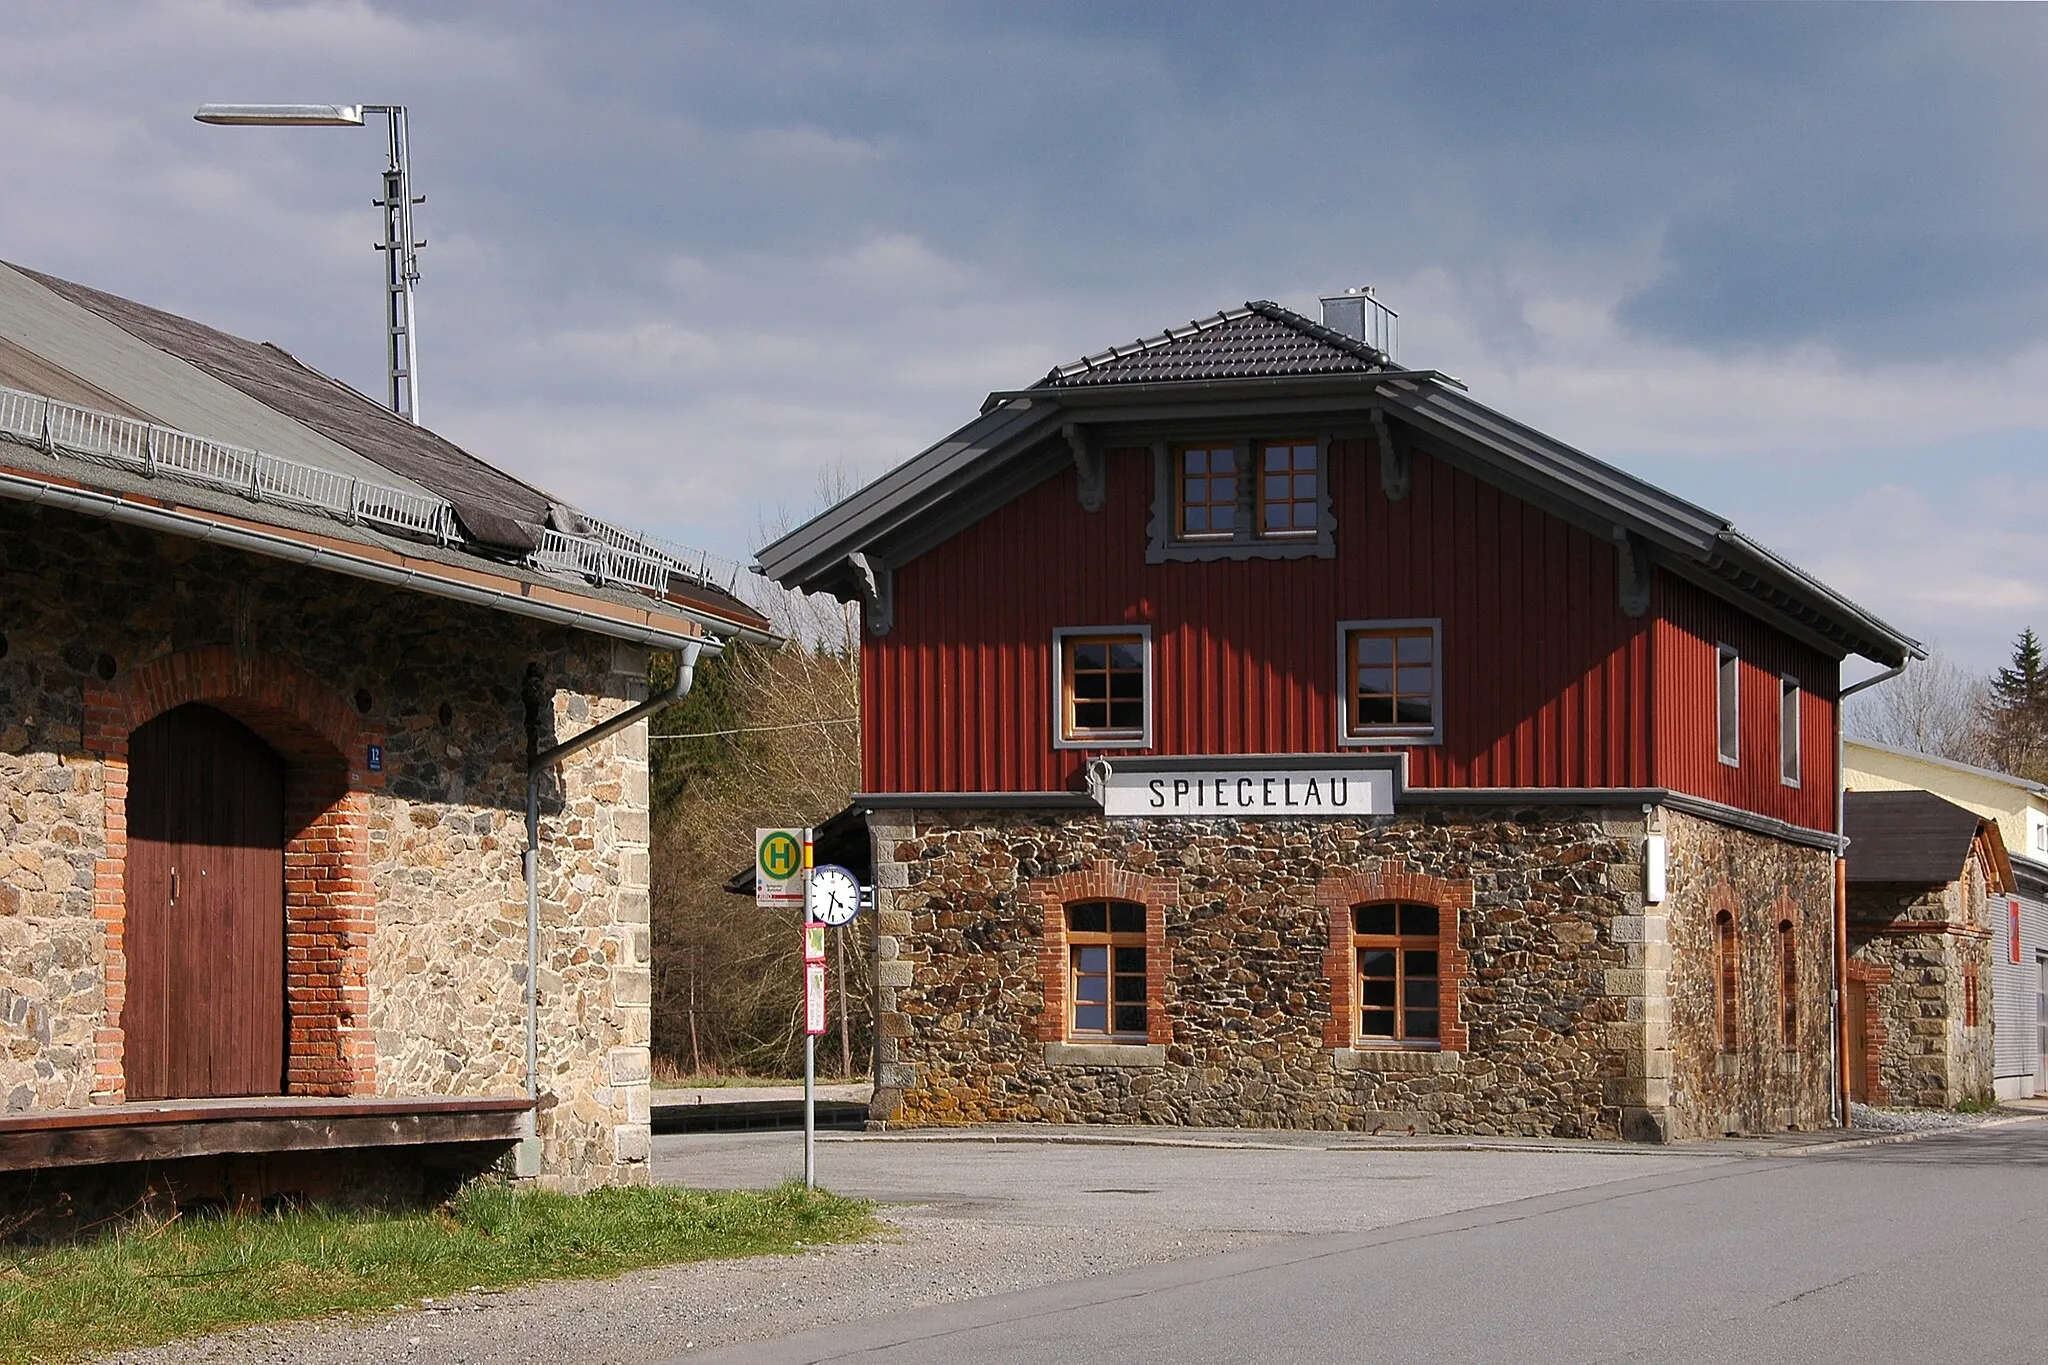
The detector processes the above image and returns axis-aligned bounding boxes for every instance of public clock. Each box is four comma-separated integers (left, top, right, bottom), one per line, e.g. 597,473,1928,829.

806,864,863,926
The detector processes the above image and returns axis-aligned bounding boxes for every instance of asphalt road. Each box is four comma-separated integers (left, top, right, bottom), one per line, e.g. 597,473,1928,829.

678,1124,2048,1364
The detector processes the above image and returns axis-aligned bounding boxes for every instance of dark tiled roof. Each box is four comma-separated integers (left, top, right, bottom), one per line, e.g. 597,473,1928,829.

19,265,551,553
1844,790,1992,885
1036,300,1387,388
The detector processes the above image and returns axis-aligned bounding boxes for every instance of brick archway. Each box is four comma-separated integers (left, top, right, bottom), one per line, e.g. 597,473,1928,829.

1031,862,1177,1046
85,647,382,1102
1317,863,1472,1051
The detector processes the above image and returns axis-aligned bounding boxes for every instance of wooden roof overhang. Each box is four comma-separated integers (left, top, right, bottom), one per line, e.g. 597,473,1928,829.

0,1096,533,1172
758,369,1921,669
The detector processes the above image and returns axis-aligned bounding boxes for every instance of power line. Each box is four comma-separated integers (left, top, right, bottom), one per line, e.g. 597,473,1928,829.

649,717,858,741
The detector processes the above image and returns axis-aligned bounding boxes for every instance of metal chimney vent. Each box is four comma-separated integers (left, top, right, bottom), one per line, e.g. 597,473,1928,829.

1319,286,1398,362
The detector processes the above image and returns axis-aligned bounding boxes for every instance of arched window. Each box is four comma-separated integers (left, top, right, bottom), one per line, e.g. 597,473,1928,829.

1066,901,1148,1039
1716,910,1739,1052
1353,902,1440,1043
1778,919,1797,1049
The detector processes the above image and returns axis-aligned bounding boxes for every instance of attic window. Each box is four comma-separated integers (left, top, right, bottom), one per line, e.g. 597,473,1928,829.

1175,445,1237,539
1148,437,1334,565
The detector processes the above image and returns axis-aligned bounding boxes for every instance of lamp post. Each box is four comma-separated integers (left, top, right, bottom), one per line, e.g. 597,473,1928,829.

195,103,426,425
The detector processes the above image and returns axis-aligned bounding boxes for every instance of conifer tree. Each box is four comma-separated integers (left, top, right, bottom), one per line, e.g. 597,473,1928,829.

1984,628,2048,780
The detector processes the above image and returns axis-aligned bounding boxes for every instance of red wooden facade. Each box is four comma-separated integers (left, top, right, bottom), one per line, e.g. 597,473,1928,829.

863,436,1839,831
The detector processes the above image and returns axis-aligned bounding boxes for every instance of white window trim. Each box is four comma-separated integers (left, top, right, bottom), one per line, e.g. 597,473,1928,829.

1336,618,1444,748
1779,673,1802,788
1717,643,1740,768
1051,625,1154,751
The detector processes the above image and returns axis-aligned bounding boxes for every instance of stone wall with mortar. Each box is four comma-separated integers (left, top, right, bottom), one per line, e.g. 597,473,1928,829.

0,501,654,1189
1847,852,1997,1108
868,803,1684,1139
1659,809,1836,1140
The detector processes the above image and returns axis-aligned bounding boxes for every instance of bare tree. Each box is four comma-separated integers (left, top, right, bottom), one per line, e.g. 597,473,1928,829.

647,475,869,1079
1844,645,1991,766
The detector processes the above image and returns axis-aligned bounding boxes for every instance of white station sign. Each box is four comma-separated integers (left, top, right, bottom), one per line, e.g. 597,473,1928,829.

1098,766,1395,818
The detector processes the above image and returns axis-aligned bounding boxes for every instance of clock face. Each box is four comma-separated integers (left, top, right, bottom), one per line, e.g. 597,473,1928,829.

807,865,862,925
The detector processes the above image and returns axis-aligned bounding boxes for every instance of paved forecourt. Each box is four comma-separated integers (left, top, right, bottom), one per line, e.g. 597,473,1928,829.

676,1121,2048,1364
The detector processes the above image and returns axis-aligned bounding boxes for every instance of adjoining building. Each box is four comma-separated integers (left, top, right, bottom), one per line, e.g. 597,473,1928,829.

757,295,1920,1142
0,262,771,1223
1845,739,2048,1100
1841,790,2009,1108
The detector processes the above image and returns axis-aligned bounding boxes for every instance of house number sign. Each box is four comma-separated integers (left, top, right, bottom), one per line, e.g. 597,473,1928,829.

1097,765,1395,818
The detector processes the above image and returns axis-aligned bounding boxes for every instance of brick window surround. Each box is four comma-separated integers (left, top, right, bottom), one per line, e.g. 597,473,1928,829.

1318,865,1470,1051
83,646,383,1102
1033,863,1175,1046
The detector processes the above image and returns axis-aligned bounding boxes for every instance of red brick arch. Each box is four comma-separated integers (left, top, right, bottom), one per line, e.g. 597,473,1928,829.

84,647,381,1102
1318,864,1472,1051
1032,862,1177,1046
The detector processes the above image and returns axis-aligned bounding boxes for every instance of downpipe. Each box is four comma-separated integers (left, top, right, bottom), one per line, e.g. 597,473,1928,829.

518,641,704,1172
1832,659,1909,1128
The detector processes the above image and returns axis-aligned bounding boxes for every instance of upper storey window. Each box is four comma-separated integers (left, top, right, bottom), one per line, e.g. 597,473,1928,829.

1717,645,1740,767
1053,626,1152,750
1259,441,1319,536
1338,620,1442,746
1176,445,1237,539
1149,436,1333,563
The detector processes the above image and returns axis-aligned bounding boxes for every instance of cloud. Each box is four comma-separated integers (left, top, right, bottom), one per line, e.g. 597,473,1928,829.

1,0,2044,673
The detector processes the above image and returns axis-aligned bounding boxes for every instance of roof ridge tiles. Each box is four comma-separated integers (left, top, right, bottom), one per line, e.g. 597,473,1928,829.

1037,298,1388,390
1047,305,1254,383
1244,298,1389,367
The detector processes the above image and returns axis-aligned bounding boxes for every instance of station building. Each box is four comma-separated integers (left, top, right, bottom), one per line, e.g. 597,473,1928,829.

758,295,1919,1142
0,262,769,1224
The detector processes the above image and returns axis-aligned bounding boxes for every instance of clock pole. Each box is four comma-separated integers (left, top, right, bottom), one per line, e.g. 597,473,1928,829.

803,826,815,1190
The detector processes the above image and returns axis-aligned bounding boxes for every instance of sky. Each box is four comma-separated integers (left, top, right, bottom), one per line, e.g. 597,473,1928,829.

3,1,2046,674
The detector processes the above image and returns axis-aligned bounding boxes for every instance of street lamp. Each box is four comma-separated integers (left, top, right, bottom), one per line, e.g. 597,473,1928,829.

195,103,426,425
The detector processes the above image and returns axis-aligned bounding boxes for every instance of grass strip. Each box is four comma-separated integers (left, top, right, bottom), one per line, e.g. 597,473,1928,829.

0,1181,877,1363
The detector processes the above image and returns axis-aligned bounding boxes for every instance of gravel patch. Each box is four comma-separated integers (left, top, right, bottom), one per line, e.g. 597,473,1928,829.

1849,1103,2006,1134
97,1213,1282,1364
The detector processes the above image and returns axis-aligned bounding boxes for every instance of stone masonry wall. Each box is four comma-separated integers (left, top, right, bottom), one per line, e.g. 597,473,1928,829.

868,803,1666,1140
1660,809,1836,1140
1847,852,1996,1109
0,502,653,1189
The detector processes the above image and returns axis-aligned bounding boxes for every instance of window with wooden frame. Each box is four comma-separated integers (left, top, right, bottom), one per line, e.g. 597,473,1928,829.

1716,909,1739,1052
1257,441,1319,536
1352,902,1440,1045
1778,919,1797,1049
1066,901,1148,1040
1717,645,1741,767
1175,444,1238,539
1339,621,1441,745
1964,963,1981,1029
1052,627,1151,749
1779,676,1801,787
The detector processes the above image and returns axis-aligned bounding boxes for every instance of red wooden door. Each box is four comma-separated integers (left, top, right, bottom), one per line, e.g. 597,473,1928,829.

125,704,286,1100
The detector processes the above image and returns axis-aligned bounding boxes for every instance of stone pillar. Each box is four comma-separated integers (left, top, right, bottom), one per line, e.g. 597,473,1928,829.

606,643,653,1180
866,811,916,1126
1603,808,1668,1142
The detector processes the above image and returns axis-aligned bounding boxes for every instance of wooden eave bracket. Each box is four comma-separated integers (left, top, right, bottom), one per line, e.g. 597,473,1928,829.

847,551,893,636
1371,409,1410,502
1615,528,1652,618
1066,423,1105,513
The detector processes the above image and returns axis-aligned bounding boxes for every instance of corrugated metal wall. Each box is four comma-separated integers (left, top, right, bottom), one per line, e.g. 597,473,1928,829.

865,438,1658,795
1992,882,2048,1087
1650,576,1839,830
